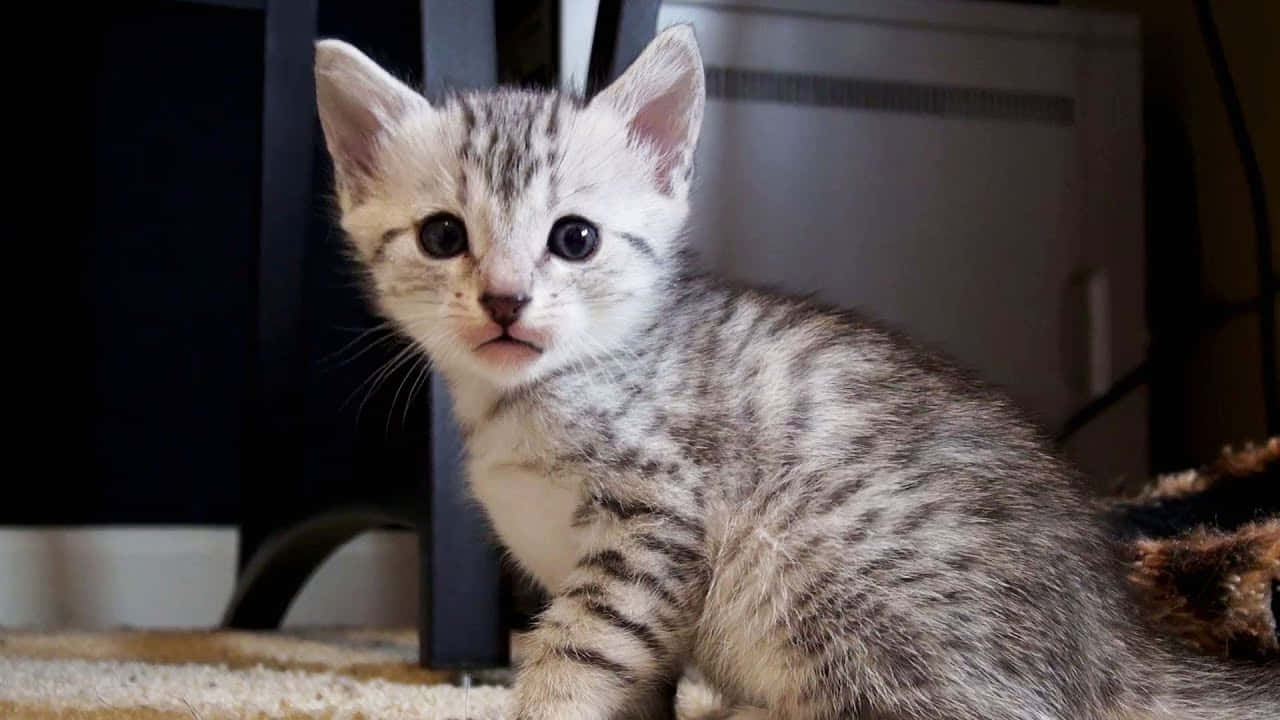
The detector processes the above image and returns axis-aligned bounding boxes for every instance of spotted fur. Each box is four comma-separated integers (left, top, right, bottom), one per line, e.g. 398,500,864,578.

314,25,1279,720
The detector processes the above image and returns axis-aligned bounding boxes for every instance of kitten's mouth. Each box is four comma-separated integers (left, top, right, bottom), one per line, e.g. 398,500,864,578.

476,332,543,354
473,332,544,369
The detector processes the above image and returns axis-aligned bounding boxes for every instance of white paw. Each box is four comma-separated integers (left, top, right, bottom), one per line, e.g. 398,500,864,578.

720,710,769,720
673,670,767,720
678,709,768,720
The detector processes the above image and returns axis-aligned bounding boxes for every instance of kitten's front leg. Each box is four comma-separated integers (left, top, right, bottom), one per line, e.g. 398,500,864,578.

514,583,681,720
513,494,708,720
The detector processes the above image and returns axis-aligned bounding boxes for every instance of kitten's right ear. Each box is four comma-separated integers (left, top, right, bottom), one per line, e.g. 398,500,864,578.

314,39,426,202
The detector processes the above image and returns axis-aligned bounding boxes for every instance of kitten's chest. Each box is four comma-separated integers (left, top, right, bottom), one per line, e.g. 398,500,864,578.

466,424,583,591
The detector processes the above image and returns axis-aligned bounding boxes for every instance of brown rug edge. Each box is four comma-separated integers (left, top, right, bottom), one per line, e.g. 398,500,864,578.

0,628,458,687
0,699,382,720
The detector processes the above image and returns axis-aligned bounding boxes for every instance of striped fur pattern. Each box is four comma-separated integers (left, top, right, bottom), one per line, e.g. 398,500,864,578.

313,25,1279,720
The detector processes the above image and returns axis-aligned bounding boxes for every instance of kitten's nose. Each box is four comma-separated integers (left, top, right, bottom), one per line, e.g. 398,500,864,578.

480,293,530,328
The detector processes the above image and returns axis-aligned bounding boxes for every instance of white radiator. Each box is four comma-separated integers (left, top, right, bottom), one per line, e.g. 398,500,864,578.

565,0,1147,485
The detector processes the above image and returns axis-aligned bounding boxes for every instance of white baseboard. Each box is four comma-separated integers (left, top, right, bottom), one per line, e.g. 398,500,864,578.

0,527,418,630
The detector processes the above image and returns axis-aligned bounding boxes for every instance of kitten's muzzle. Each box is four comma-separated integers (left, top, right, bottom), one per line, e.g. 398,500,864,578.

480,293,530,328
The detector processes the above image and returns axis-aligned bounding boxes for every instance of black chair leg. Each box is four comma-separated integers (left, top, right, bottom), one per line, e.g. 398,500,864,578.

416,1,509,670
412,0,662,671
585,0,661,97
419,377,510,669
224,506,414,629
237,0,318,599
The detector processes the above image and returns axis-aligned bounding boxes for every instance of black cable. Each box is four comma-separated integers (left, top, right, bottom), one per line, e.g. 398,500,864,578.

1055,286,1280,443
1056,2,1277,442
1192,0,1278,435
1055,362,1149,443
1198,281,1280,333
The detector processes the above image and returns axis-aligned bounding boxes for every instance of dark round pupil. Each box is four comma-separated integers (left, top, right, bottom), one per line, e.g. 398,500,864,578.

561,225,589,254
549,218,598,261
419,215,466,258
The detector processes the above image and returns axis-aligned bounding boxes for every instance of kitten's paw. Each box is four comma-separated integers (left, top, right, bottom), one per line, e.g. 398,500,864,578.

721,710,769,720
673,670,767,720
678,708,768,720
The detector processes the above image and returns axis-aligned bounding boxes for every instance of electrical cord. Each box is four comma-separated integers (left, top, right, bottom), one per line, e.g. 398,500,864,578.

1191,0,1278,436
1055,362,1149,444
1054,285,1277,443
1055,0,1277,442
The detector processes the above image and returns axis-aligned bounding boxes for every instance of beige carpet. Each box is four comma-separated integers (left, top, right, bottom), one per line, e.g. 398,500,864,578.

0,627,511,719
0,627,724,719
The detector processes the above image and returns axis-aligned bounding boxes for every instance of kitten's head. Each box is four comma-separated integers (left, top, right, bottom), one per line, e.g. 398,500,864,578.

314,26,705,389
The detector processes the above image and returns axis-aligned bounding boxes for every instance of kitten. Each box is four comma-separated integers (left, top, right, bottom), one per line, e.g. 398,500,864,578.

313,25,1278,720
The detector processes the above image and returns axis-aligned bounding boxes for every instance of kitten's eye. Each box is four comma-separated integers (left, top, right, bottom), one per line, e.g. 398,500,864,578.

547,216,600,262
418,213,468,258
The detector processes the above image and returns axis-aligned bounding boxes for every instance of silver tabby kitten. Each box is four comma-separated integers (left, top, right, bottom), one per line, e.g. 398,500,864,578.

314,25,1277,720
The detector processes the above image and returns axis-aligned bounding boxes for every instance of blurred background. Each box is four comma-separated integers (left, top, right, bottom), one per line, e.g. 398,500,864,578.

5,0,1273,636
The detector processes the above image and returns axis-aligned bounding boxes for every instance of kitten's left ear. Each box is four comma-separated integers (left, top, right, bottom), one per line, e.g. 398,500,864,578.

590,24,705,196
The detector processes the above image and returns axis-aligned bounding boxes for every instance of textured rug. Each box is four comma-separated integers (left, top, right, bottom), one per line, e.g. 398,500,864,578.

0,628,727,719
0,628,513,719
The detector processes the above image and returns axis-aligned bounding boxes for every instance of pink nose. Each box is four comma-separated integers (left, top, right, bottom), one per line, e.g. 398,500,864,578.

480,293,529,328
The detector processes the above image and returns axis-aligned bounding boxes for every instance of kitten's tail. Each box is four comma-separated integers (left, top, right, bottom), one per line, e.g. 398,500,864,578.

1146,650,1280,719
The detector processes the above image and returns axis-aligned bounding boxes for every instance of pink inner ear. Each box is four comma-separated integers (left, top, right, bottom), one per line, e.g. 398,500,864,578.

629,80,694,195
319,75,416,199
328,100,384,185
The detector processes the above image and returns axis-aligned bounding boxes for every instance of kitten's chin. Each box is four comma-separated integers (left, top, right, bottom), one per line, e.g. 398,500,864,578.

473,339,544,371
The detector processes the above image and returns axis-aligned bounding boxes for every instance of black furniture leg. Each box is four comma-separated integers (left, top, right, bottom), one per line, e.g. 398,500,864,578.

239,0,318,572
224,507,414,628
414,0,662,671
586,0,660,97
418,0,508,671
